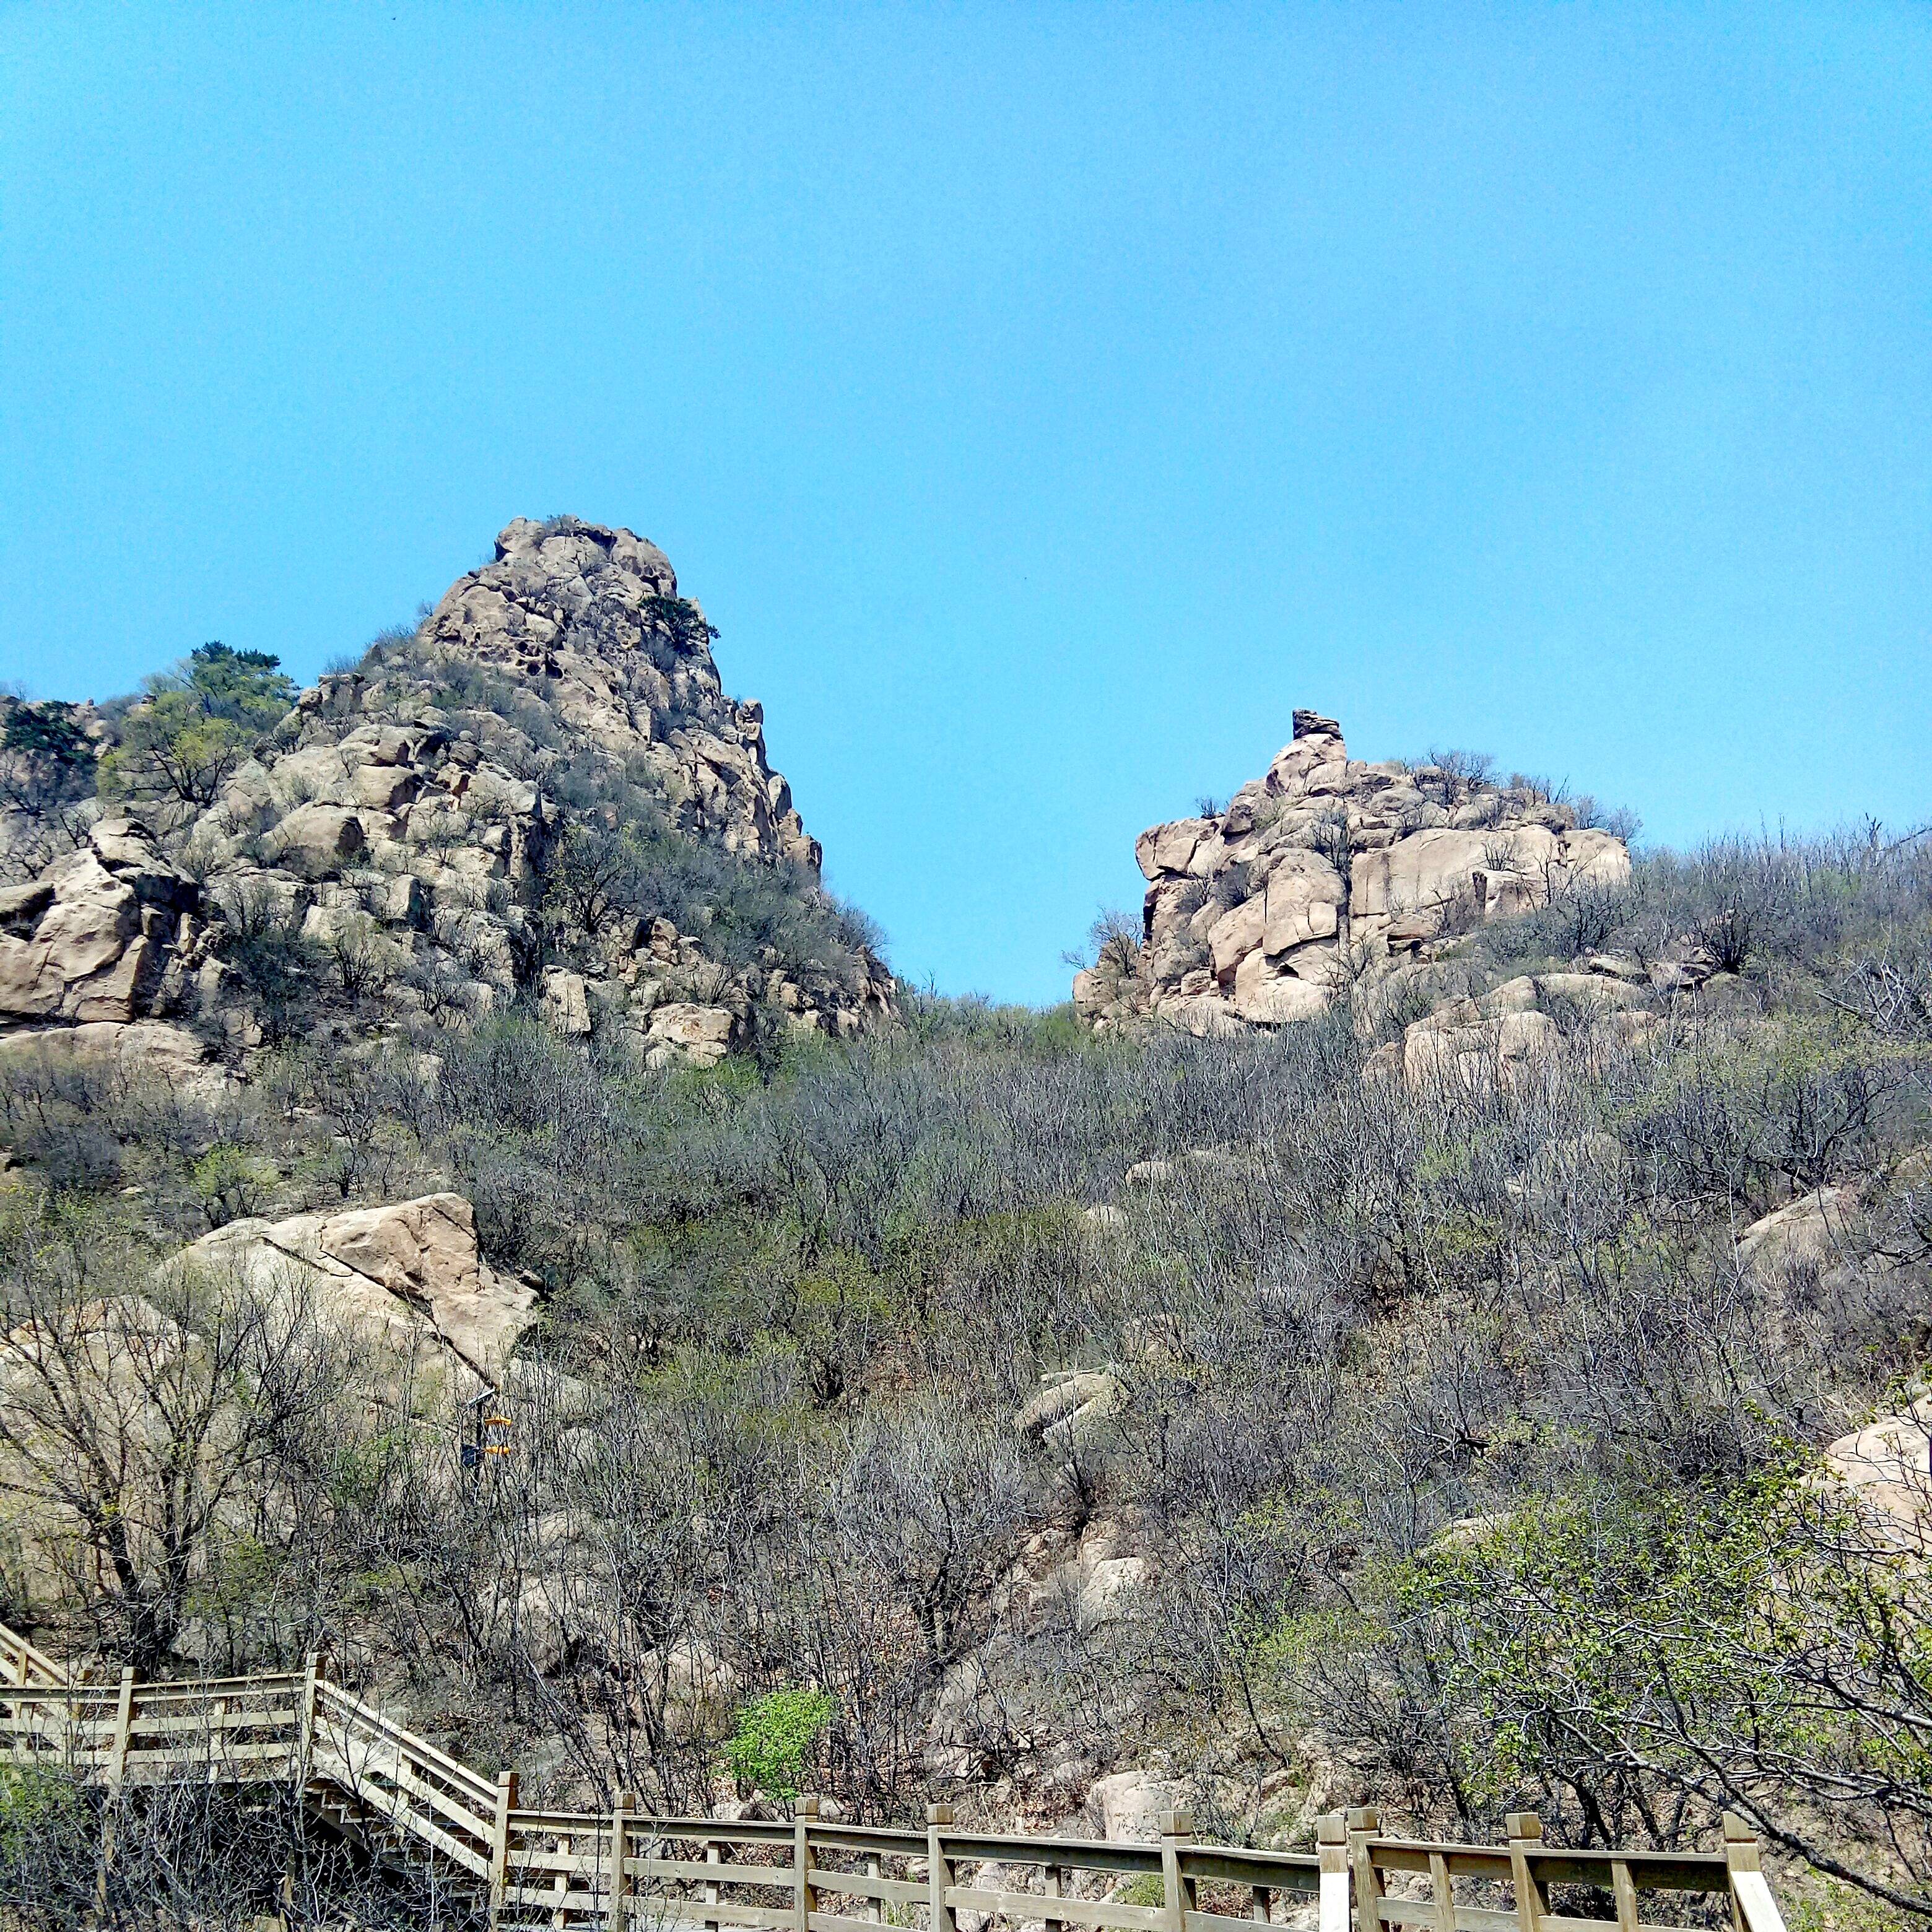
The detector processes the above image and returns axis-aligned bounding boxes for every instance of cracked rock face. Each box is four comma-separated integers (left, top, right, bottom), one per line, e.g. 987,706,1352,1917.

170,1192,536,1393
1074,710,1631,1036
0,820,204,1025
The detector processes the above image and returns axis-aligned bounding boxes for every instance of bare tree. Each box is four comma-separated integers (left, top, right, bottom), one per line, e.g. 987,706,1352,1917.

0,1228,345,1673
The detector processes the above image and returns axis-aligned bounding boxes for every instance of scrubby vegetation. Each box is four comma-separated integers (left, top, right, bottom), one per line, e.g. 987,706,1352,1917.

98,642,300,819
0,1770,481,1931
1,821,1928,1922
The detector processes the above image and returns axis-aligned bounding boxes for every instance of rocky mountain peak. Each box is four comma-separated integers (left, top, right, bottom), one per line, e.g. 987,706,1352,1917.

1074,711,1631,1036
423,515,817,871
0,518,892,1075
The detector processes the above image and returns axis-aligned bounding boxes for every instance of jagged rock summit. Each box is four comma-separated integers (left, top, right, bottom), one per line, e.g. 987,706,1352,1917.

0,516,893,1071
1074,709,1630,1036
429,516,820,870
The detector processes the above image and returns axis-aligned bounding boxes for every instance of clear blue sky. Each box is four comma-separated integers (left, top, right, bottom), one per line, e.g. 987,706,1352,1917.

3,5,1928,1003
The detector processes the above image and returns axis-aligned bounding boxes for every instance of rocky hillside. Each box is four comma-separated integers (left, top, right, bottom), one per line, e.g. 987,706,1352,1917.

0,570,1926,1929
1074,708,1631,1033
0,516,892,1074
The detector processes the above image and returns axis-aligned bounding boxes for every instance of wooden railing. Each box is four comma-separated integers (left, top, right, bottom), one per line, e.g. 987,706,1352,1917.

0,1624,1789,1931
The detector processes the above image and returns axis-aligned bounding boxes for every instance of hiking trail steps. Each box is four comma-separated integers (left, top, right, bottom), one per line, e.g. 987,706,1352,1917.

0,1622,1788,1932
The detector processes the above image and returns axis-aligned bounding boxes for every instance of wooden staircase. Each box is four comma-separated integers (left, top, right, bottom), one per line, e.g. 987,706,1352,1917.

0,1622,1790,1931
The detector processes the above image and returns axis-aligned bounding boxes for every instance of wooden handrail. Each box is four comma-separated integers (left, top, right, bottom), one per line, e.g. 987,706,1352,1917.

0,1622,67,1687
1724,1812,1792,1932
0,1619,1790,1932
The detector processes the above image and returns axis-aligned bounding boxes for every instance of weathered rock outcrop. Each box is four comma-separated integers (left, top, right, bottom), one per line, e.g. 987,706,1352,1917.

0,520,894,1066
0,820,204,1025
0,1019,229,1103
1383,970,1655,1092
1074,711,1630,1035
1824,1400,1932,1543
170,1193,536,1393
420,517,819,870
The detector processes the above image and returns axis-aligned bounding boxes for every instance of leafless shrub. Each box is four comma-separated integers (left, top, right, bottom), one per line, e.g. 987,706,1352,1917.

0,1224,353,1672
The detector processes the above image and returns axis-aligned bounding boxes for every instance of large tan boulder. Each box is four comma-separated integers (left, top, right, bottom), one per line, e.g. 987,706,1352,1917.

269,745,353,804
1736,1185,1862,1276
0,1020,228,1101
1009,1513,1154,1638
644,1002,736,1069
349,761,420,812
1261,850,1345,954
1206,897,1265,979
1135,818,1215,882
1403,1003,1560,1092
170,1193,536,1390
1396,968,1660,1094
1152,990,1245,1039
541,967,593,1035
1015,1370,1120,1446
1232,951,1329,1024
264,802,367,877
1351,827,1519,923
1560,827,1634,887
1083,1767,1188,1842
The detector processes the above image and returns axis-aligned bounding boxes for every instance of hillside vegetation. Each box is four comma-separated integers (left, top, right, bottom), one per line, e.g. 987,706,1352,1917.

1,808,1928,1923
0,531,1928,1925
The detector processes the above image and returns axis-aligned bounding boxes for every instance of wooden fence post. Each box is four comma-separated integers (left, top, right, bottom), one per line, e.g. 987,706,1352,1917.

1315,1814,1349,1932
796,1795,820,1932
1346,1807,1380,1932
926,1803,955,1932
610,1790,633,1928
705,1837,723,1932
867,1849,885,1925
1723,1814,1790,1932
1159,1809,1194,1932
1505,1813,1547,1932
487,1769,519,1929
106,1667,136,1787
94,1668,137,1920
295,1653,321,1786
1609,1856,1639,1932
1043,1859,1064,1932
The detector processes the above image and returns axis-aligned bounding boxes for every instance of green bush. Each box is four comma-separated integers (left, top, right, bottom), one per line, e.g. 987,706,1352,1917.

98,642,298,812
0,700,94,822
723,1687,833,1801
191,1142,276,1227
0,1765,82,1864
